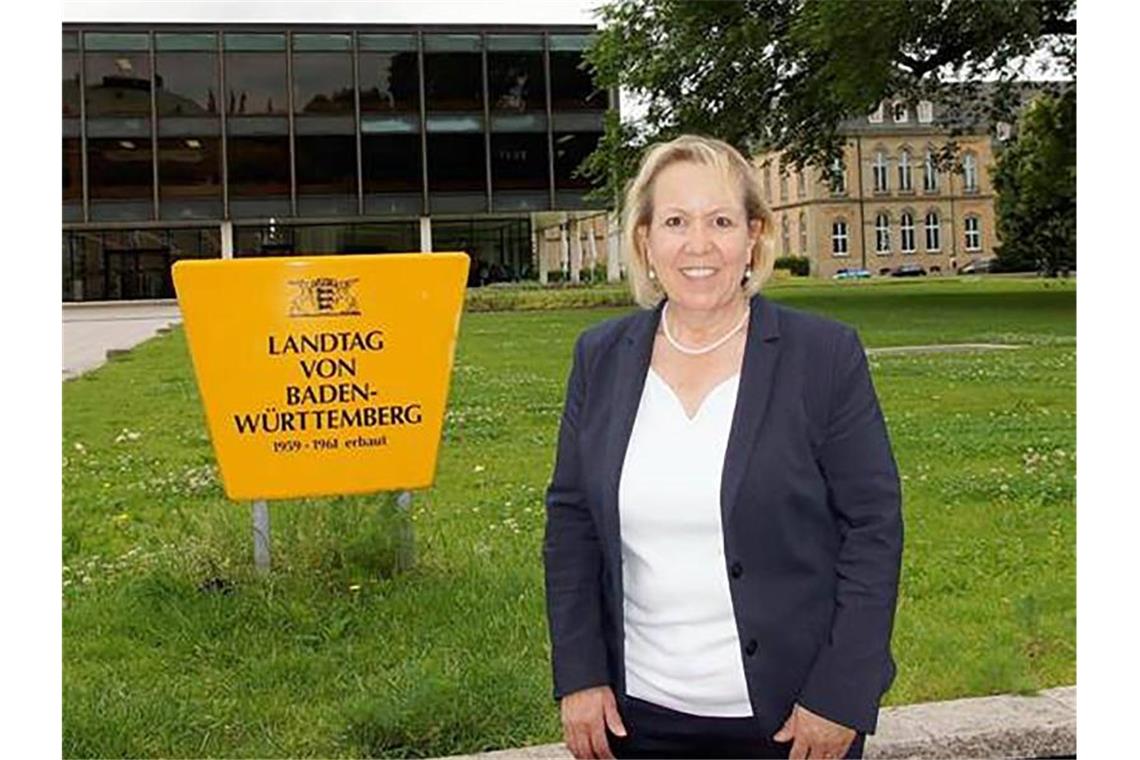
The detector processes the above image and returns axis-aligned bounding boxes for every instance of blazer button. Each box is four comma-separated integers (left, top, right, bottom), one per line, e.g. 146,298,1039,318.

730,562,743,579
745,639,758,657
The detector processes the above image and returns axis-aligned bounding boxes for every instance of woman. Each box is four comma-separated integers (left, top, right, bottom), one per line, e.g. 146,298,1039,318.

543,135,903,759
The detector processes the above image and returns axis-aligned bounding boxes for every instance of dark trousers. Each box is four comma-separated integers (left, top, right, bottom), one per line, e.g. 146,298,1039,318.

606,696,865,759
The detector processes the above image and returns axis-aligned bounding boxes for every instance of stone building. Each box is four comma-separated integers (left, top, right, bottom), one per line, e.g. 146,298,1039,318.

756,96,1010,279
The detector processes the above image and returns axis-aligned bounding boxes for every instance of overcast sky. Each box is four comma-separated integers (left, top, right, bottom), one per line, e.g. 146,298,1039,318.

62,0,604,25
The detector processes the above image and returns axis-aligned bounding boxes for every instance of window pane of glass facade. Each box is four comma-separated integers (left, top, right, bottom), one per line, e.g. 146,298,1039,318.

424,52,483,111
158,137,221,218
340,222,419,253
293,33,351,52
553,131,600,189
424,34,480,52
427,133,486,192
550,51,604,110
362,134,422,192
88,137,153,200
433,218,532,285
225,52,288,115
85,33,149,51
156,33,216,51
223,33,286,52
359,51,419,113
63,52,81,117
488,52,545,112
235,223,296,256
63,138,82,201
491,133,548,191
293,52,354,114
549,34,593,51
359,34,417,52
487,34,543,52
156,52,220,116
85,52,152,118
227,136,290,197
296,135,358,214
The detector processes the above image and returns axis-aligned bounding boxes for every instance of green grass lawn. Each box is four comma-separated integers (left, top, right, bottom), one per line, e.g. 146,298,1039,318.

62,277,1075,758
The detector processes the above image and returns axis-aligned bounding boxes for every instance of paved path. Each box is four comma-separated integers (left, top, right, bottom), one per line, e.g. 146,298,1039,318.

436,686,1075,760
62,301,182,380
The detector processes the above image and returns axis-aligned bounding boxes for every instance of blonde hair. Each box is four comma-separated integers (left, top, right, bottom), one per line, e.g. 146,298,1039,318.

620,134,776,308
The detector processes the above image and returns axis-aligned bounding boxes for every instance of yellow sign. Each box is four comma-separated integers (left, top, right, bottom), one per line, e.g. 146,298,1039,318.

172,253,469,500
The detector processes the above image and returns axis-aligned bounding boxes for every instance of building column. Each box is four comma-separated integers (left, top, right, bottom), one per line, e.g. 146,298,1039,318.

606,211,621,282
569,217,583,284
559,217,570,278
220,220,234,260
419,217,432,252
586,218,599,281
534,223,548,284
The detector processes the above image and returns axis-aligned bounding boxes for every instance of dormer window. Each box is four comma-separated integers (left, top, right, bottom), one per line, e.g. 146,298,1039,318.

892,101,908,123
996,121,1012,141
868,101,885,124
917,100,934,123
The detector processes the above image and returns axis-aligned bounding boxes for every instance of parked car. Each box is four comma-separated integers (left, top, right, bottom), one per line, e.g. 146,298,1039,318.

832,268,871,280
891,263,927,277
959,257,996,274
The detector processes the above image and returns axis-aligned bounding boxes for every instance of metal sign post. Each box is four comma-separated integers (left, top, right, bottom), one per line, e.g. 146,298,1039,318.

252,500,271,574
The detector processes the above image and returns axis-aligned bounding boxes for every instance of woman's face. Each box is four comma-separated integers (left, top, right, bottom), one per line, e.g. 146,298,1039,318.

641,160,760,315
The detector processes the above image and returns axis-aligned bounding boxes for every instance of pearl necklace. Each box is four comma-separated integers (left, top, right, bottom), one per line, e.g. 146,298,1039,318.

661,301,751,356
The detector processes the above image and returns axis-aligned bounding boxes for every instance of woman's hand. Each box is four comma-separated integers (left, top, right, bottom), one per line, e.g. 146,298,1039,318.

560,685,628,759
772,703,856,759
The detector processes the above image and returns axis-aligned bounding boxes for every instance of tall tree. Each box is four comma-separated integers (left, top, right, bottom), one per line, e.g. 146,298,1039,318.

992,90,1076,275
580,0,1075,206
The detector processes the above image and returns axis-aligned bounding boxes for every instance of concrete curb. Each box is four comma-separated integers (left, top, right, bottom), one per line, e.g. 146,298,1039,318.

437,686,1074,760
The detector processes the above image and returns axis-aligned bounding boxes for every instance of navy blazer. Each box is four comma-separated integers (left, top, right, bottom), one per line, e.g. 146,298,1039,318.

543,293,903,735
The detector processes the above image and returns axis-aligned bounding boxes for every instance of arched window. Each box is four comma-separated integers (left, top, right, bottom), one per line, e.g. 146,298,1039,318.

924,210,941,252
962,152,978,192
796,169,806,199
924,148,939,193
875,212,891,254
779,160,788,201
898,148,913,192
829,156,846,194
799,211,808,254
900,211,916,254
873,149,890,193
964,215,981,251
781,214,790,255
831,218,849,256
763,162,772,201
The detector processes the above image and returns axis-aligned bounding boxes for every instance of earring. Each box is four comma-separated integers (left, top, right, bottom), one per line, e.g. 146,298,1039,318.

743,266,753,281
649,268,657,280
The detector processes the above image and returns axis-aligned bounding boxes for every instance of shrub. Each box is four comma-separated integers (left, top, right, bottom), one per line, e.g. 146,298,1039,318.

774,255,812,276
464,282,634,312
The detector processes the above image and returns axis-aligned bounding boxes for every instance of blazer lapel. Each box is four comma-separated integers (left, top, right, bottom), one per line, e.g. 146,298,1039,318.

599,302,662,561
721,294,782,525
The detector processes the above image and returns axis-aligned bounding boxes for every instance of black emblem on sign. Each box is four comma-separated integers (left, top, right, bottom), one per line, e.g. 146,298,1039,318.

288,277,361,317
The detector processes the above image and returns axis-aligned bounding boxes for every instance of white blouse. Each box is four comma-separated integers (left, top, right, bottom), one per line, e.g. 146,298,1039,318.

618,366,753,717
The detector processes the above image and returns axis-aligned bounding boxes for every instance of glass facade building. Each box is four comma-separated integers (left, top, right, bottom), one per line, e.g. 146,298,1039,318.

62,24,610,301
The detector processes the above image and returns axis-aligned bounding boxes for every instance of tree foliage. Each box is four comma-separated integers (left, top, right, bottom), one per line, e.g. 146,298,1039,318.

580,0,1075,207
992,90,1076,275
